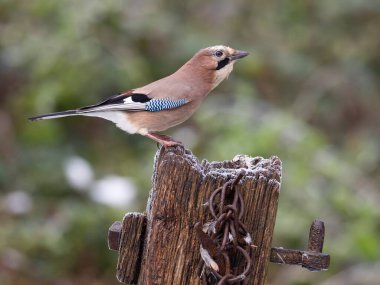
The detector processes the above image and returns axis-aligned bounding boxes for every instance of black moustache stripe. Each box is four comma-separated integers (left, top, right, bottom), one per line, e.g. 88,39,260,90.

216,58,230,70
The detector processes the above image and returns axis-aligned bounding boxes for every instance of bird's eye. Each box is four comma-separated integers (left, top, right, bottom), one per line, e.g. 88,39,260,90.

215,50,224,57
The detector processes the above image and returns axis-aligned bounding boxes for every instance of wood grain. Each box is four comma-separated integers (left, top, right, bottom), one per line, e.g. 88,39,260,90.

116,147,282,284
117,213,146,284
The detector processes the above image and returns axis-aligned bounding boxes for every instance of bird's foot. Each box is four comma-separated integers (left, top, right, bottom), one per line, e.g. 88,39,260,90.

145,133,183,149
162,140,183,148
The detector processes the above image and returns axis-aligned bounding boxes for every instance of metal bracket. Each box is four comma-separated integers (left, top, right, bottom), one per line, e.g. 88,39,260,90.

270,220,330,271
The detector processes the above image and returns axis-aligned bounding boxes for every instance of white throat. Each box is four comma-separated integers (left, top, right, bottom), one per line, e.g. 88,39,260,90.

212,62,234,89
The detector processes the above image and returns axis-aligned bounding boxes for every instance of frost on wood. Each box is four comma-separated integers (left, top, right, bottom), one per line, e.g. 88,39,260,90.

116,146,282,285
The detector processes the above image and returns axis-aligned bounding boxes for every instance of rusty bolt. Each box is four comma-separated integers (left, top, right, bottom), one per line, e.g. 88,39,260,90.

108,221,122,251
308,219,325,253
270,219,330,271
302,219,329,271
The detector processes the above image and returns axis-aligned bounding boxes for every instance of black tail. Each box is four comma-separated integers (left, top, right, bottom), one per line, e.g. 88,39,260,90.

28,110,78,122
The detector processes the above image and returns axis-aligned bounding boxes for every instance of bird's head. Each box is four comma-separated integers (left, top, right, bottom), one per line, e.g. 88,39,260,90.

205,45,249,69
188,45,249,89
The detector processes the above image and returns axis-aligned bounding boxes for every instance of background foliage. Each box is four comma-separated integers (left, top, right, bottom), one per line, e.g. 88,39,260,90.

1,1,379,284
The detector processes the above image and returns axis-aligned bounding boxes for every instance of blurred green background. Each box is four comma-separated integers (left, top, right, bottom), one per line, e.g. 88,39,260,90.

1,1,379,284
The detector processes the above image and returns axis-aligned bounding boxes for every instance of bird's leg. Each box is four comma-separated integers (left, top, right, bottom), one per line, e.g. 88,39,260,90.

144,132,183,148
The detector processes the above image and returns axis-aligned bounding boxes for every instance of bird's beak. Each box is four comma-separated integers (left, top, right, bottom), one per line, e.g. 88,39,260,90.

229,50,249,61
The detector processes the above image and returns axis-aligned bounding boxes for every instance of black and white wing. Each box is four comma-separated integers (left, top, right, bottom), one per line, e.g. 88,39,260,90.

28,91,189,121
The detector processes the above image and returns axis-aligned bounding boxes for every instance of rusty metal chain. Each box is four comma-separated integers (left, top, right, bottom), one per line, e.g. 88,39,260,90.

196,170,255,285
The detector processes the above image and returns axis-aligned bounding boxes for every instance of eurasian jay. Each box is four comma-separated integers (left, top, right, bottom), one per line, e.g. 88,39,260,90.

29,45,248,147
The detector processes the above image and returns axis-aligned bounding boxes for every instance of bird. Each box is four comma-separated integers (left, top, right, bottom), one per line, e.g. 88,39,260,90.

29,45,249,147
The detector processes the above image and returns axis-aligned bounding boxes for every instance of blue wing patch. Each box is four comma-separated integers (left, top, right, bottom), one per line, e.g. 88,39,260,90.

145,98,189,112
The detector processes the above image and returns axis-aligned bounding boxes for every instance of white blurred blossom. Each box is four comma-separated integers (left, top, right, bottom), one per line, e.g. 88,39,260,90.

3,191,33,215
90,175,137,209
64,156,94,191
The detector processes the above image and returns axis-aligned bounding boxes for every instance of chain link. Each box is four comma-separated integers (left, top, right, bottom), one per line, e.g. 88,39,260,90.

196,170,255,285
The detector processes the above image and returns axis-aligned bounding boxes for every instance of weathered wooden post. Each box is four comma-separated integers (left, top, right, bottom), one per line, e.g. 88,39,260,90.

107,147,329,284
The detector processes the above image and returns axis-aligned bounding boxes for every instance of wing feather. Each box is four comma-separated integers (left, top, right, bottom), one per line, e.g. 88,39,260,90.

78,92,189,113
29,90,190,122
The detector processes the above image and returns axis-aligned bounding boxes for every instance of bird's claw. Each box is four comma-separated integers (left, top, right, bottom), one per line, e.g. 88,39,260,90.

162,140,183,149
146,132,183,149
